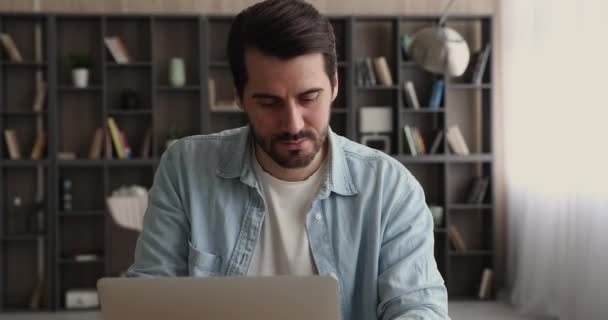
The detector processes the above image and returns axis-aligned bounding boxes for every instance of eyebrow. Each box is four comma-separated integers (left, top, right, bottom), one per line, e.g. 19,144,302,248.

251,88,324,99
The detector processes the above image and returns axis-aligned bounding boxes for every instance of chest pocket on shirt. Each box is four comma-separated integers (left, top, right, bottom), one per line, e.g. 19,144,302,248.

188,241,222,276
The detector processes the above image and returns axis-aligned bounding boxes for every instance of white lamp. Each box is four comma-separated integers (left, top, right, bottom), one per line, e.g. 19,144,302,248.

408,0,470,77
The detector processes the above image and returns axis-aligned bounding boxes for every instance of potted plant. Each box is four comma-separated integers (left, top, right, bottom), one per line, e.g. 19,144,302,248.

66,53,92,88
165,126,189,150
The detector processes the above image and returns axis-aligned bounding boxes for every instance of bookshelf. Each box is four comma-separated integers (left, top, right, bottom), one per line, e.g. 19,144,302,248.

0,13,494,311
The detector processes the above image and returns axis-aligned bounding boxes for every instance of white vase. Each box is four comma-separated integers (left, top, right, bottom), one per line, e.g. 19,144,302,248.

169,57,186,87
72,68,89,88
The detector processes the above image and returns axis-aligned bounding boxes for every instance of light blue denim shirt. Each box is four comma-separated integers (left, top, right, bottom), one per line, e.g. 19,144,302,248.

127,126,449,320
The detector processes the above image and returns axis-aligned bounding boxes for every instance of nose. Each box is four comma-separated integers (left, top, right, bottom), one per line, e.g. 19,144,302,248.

280,99,304,135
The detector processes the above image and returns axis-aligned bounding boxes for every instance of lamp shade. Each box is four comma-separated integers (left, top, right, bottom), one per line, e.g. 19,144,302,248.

409,26,470,76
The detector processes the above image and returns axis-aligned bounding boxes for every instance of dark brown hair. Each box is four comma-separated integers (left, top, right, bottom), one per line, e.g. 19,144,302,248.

227,0,337,100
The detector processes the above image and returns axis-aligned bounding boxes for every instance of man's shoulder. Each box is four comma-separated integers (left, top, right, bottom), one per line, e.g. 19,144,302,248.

335,134,411,178
161,126,247,169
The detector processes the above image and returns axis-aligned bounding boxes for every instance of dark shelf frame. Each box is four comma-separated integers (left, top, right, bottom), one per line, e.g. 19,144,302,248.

0,12,495,311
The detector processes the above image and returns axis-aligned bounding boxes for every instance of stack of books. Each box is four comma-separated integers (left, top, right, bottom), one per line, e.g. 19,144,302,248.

355,56,393,87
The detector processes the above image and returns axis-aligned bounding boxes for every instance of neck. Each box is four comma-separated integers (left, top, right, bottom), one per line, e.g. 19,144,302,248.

254,140,328,182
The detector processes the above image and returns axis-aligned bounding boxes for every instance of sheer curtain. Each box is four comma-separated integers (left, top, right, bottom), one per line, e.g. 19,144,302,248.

501,1,608,319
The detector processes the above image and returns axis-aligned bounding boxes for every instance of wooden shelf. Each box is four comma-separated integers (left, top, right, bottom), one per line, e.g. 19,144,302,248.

107,109,152,115
106,61,152,68
449,250,493,257
58,210,105,217
446,83,492,90
1,160,49,167
1,234,47,241
400,108,445,113
0,13,495,307
0,110,47,116
0,60,47,68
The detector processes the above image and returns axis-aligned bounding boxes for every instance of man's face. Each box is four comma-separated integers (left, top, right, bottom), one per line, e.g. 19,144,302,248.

238,48,338,169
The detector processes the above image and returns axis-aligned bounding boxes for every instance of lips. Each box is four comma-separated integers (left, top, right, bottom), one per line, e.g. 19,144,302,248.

280,138,307,150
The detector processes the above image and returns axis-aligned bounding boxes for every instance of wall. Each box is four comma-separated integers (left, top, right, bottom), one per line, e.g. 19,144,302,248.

0,0,505,294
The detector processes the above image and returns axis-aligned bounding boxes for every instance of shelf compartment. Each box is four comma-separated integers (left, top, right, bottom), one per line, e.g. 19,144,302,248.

153,17,201,87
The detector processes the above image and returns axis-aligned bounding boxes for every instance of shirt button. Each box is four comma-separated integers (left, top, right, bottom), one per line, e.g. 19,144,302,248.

314,213,322,221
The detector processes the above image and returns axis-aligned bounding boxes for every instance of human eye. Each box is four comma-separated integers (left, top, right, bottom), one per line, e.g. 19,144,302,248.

256,97,280,107
300,92,320,104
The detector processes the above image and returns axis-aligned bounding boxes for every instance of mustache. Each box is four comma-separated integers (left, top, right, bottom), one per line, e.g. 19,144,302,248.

272,130,316,142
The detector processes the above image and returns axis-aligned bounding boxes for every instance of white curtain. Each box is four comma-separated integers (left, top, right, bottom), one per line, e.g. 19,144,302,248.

501,0,608,319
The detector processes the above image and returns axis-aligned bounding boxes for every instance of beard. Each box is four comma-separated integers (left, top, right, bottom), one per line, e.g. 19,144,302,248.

250,124,328,169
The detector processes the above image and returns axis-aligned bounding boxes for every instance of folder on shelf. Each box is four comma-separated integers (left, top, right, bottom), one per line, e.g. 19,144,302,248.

472,44,492,85
88,128,104,160
448,225,467,251
429,130,444,155
32,78,47,112
413,127,427,155
478,268,493,299
140,128,152,159
403,81,421,109
403,125,418,156
429,79,445,109
446,125,470,155
373,56,393,86
104,36,131,64
107,117,126,159
4,129,22,159
30,130,47,160
0,32,23,62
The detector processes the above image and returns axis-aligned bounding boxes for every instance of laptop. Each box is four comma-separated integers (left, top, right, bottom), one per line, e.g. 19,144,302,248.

97,275,340,320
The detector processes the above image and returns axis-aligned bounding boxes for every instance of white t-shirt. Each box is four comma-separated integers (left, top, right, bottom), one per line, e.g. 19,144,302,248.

247,154,327,276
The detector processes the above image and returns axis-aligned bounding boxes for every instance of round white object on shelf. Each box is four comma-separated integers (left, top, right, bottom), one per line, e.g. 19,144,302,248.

409,26,470,77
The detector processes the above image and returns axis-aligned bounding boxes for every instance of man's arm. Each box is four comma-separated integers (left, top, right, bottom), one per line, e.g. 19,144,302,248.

126,148,190,277
377,178,450,320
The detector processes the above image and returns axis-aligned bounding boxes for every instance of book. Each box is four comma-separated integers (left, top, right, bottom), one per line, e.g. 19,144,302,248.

413,128,426,155
448,225,467,251
30,131,46,160
403,81,421,109
474,177,490,204
0,33,23,62
429,79,445,109
365,57,377,86
29,278,46,309
355,59,365,86
401,33,411,61
88,128,104,160
403,125,417,156
446,125,470,155
32,78,46,112
119,130,132,159
107,117,126,159
4,129,22,159
105,128,113,159
140,128,152,159
429,130,444,155
373,56,393,86
104,36,131,64
207,78,216,107
478,268,493,299
57,152,76,160
472,44,492,85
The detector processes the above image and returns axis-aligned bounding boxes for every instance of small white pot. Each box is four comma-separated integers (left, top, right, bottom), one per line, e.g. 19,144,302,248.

72,68,89,88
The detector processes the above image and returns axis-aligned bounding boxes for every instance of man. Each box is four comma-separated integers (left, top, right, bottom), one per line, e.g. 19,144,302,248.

127,0,449,319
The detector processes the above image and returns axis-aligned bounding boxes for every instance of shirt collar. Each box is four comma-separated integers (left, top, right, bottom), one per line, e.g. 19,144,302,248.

216,125,358,197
